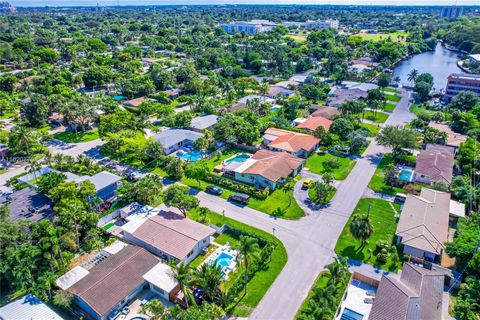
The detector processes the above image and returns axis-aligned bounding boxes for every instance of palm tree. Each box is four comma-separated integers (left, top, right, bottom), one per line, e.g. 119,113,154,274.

407,69,419,86
349,213,374,249
140,299,168,320
26,159,41,183
168,262,192,307
43,151,54,167
59,200,86,250
281,177,294,207
53,153,64,167
237,235,260,295
192,263,222,302
16,126,35,157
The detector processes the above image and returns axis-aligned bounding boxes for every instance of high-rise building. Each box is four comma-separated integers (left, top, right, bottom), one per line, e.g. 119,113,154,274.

439,7,464,19
445,73,480,100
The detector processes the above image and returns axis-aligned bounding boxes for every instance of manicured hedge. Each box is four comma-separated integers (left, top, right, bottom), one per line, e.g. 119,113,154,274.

204,174,269,199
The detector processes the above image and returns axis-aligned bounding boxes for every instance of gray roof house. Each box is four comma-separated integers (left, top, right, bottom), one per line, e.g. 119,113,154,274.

154,129,203,155
369,263,447,320
1,187,54,222
190,115,220,132
395,188,450,261
0,294,64,320
73,171,122,201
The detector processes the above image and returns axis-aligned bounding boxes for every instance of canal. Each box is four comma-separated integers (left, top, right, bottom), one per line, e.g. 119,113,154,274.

393,43,465,91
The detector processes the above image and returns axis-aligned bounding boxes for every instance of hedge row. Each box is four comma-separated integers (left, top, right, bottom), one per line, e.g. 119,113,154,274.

204,173,269,199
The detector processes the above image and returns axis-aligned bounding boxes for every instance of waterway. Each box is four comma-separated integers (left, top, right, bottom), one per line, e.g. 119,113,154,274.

393,43,465,91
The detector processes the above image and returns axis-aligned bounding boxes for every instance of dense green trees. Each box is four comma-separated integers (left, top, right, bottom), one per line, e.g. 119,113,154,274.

376,125,419,156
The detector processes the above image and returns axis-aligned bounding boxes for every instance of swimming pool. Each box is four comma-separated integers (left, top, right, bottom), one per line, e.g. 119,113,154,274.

340,308,364,320
398,168,414,182
224,153,251,165
214,252,234,269
177,150,204,162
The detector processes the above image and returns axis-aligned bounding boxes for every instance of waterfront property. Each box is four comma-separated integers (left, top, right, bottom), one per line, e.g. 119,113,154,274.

445,73,480,100
154,129,203,155
414,145,454,185
224,149,305,190
121,209,216,264
369,263,447,320
263,127,320,158
56,242,184,320
395,188,450,262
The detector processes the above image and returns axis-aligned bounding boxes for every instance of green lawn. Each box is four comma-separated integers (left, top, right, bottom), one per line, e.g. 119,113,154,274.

305,153,356,180
368,153,404,195
383,103,397,112
359,123,381,137
384,94,401,102
362,110,389,123
354,31,409,42
187,207,288,317
383,87,400,94
334,198,402,271
409,104,437,117
53,129,99,143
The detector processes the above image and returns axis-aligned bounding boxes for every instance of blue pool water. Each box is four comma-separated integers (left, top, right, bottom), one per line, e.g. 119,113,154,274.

225,153,250,165
340,308,364,320
177,150,204,162
214,252,234,268
399,169,414,182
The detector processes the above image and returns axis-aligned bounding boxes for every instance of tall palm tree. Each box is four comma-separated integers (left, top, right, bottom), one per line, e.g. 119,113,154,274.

168,262,192,307
407,69,419,86
281,177,294,207
192,263,222,302
26,159,41,183
237,236,260,295
349,213,374,248
59,200,85,250
43,151,53,167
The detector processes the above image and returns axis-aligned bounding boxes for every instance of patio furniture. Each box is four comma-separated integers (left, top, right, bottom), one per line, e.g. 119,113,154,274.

364,298,374,304
366,290,376,297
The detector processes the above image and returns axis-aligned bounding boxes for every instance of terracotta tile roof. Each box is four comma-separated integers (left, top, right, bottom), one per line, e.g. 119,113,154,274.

264,128,320,153
415,148,454,184
239,149,304,182
295,116,332,132
395,188,450,255
428,122,467,148
122,97,146,107
67,245,159,318
130,212,215,261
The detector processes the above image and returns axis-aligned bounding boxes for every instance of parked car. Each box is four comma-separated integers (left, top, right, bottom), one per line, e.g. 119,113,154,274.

394,193,407,204
302,178,314,189
206,186,223,196
228,193,250,205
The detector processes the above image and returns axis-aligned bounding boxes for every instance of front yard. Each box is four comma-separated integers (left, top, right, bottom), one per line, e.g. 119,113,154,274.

362,110,389,123
305,153,356,180
187,207,288,317
368,153,404,196
53,129,100,143
334,198,402,271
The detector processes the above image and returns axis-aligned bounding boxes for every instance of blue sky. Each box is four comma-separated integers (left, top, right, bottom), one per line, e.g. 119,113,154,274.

8,0,480,7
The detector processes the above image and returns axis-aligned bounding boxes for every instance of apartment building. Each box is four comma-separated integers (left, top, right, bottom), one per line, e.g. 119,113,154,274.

445,73,480,100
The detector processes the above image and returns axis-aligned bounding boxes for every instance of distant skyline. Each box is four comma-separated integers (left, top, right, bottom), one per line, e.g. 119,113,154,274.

8,0,480,8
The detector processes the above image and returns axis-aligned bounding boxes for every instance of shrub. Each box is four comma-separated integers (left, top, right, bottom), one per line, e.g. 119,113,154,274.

375,240,390,253
376,249,389,263
203,174,269,199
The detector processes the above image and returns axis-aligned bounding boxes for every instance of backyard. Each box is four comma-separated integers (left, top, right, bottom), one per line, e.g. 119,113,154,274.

334,198,402,271
187,207,288,317
368,153,404,195
305,153,356,180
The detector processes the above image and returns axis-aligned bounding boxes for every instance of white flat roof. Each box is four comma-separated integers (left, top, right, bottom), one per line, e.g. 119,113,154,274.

449,200,466,218
101,240,127,255
143,262,178,293
0,294,64,320
56,265,89,290
121,205,160,234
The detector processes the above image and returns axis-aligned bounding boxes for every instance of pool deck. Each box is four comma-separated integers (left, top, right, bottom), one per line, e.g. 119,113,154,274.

335,280,377,320
200,244,238,280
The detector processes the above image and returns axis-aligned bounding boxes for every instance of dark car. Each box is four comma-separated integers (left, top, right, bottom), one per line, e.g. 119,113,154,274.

205,186,223,196
228,193,250,205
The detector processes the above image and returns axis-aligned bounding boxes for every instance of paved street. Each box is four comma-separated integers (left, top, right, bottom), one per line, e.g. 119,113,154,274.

0,89,414,320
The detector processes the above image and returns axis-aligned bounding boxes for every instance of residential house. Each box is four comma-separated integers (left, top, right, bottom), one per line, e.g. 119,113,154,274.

122,97,146,108
154,129,203,154
295,116,332,132
428,122,467,152
74,171,122,201
227,149,304,190
263,128,320,158
56,242,183,320
414,146,454,185
368,263,447,320
395,188,450,262
162,88,182,99
327,88,368,107
1,187,54,222
266,86,295,98
121,210,215,264
0,294,64,320
309,105,341,120
190,115,220,133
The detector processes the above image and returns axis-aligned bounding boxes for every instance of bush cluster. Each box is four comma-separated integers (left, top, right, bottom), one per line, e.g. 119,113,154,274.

204,174,269,199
